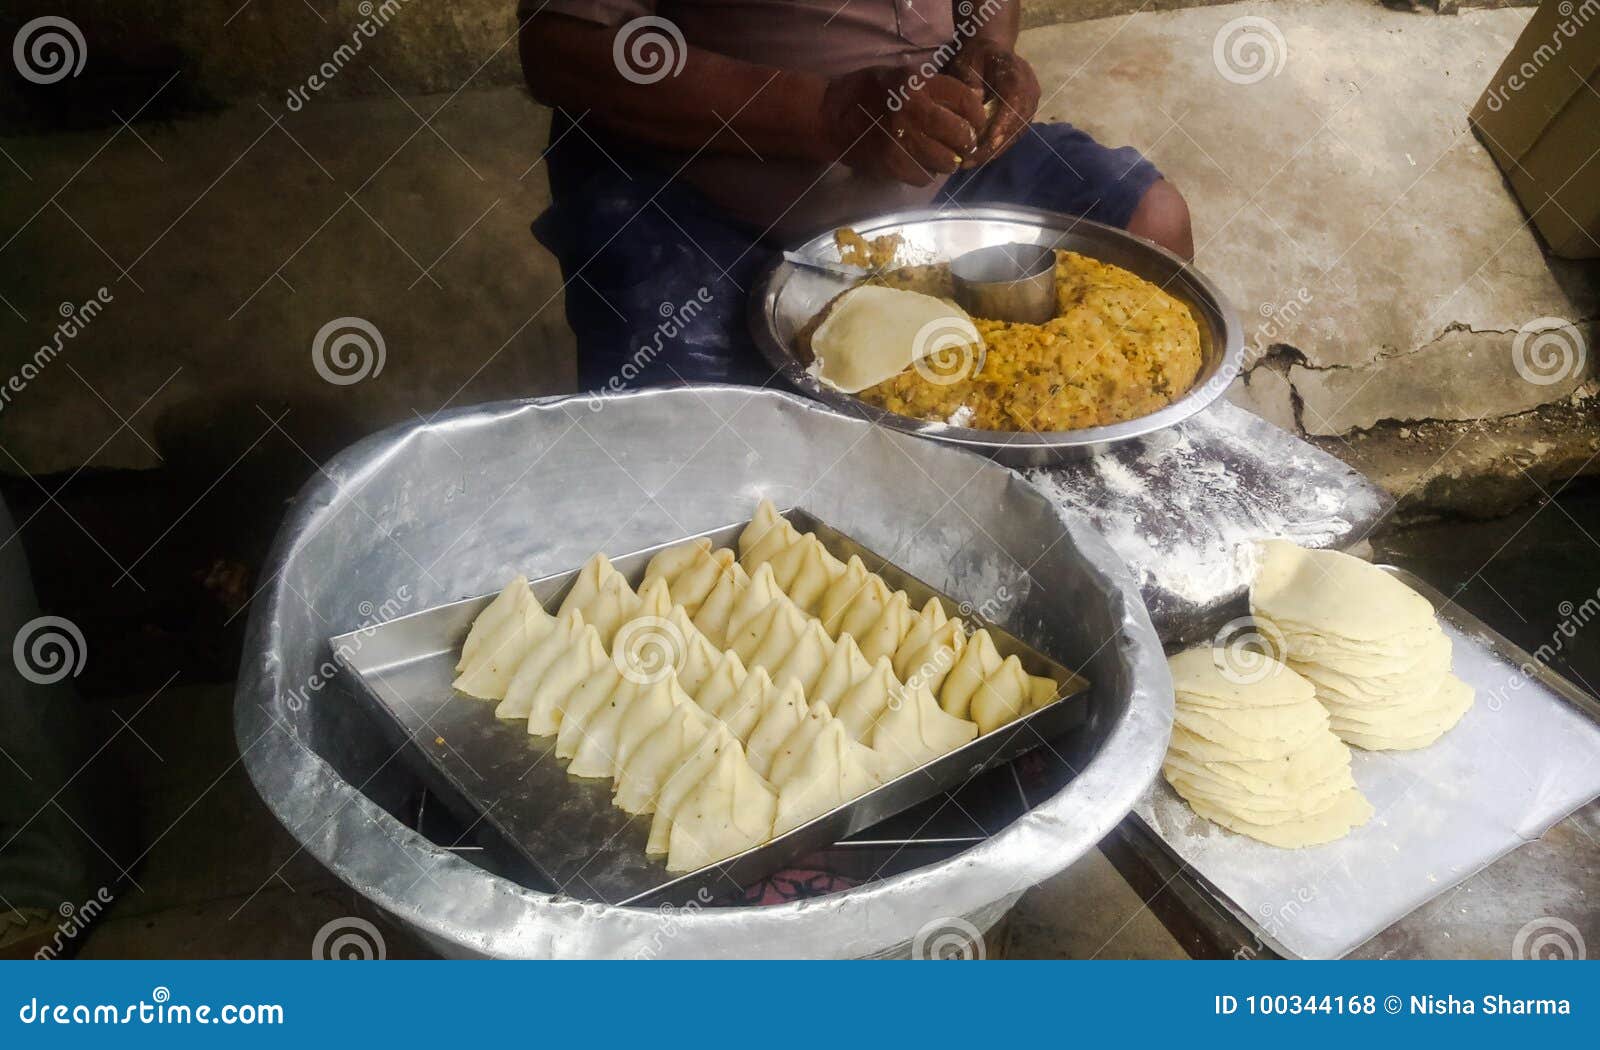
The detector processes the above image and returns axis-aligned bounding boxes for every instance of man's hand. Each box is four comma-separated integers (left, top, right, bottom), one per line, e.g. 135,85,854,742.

946,38,1040,169
818,66,986,186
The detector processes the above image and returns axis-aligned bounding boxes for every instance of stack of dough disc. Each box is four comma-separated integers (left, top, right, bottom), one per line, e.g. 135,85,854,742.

1249,540,1473,751
1165,647,1374,848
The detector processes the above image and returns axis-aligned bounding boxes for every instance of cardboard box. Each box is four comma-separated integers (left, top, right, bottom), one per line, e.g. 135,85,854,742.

1469,0,1600,258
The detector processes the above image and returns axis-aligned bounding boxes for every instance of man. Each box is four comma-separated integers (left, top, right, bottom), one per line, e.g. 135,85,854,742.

520,0,1192,392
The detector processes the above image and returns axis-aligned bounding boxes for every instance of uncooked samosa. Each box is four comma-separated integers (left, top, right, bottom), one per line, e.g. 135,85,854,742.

832,656,899,742
772,718,884,836
612,673,696,779
554,660,625,760
644,538,736,617
835,573,894,644
896,618,966,698
817,555,872,636
691,560,749,648
712,665,775,743
766,534,844,615
743,676,810,777
769,619,835,694
665,741,777,873
453,600,559,700
871,677,978,780
939,627,1002,719
614,700,716,815
857,589,913,665
457,575,534,672
691,649,746,719
558,553,627,620
647,722,738,856
499,618,606,734
969,653,1033,735
723,562,784,648
810,632,871,711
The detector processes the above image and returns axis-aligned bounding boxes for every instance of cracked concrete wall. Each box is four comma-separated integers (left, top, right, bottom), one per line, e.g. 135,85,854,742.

1286,324,1594,435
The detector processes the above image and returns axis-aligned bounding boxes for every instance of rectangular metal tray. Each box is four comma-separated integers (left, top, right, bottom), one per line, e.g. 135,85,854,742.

1133,566,1600,959
331,508,1090,907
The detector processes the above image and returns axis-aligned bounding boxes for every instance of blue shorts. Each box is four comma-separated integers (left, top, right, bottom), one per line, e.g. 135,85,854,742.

533,116,1163,391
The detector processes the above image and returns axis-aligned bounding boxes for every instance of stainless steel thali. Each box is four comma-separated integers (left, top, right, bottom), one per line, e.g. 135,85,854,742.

748,205,1245,466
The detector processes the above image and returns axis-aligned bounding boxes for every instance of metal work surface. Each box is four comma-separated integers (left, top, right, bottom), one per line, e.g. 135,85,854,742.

1025,398,1392,645
749,205,1245,466
330,510,1089,908
1011,399,1598,959
235,386,1171,958
1130,569,1600,959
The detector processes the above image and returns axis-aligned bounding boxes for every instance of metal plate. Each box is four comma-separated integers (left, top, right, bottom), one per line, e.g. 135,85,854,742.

1133,566,1600,959
748,205,1245,466
331,508,1090,907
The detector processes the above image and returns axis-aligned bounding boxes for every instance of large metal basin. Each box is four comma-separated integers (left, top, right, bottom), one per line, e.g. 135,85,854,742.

749,205,1245,466
234,386,1171,958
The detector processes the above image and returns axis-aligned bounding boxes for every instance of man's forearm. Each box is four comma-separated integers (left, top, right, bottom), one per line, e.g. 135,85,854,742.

521,14,831,163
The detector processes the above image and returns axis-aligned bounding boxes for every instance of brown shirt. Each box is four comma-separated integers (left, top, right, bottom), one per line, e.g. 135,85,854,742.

522,0,958,237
